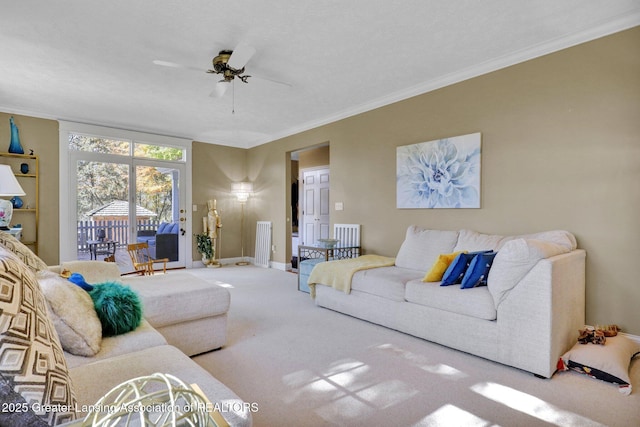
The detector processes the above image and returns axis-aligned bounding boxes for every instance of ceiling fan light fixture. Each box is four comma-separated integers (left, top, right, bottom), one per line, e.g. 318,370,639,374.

208,48,252,83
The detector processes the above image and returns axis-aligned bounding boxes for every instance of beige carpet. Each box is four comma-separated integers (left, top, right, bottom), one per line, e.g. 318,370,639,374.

188,266,640,427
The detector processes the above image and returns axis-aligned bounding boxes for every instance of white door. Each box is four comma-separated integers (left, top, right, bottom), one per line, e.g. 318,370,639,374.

301,168,330,245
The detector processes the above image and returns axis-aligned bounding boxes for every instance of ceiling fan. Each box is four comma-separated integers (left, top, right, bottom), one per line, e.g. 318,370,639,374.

153,42,289,99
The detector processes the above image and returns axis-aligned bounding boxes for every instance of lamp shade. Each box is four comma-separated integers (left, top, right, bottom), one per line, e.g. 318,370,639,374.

0,165,26,196
231,182,253,202
0,165,25,229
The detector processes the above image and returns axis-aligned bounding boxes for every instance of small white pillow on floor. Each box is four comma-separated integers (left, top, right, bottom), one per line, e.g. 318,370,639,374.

559,335,640,395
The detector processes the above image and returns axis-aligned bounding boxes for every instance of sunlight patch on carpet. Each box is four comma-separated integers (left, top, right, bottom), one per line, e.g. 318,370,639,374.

415,404,492,426
376,343,468,380
216,282,234,288
282,357,418,424
471,382,606,427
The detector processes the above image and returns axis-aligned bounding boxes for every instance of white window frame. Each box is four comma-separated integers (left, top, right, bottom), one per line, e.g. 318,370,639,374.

58,121,193,265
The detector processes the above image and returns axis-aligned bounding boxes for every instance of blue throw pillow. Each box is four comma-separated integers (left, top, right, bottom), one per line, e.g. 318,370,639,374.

68,272,94,291
460,251,497,289
441,251,492,286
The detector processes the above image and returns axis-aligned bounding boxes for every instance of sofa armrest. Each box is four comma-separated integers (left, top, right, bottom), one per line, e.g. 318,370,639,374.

497,250,586,377
58,260,122,283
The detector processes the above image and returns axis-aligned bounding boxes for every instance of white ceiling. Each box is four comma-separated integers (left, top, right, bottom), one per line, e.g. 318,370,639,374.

1,1,639,149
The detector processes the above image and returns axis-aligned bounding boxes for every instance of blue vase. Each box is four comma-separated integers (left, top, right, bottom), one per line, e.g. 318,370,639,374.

10,197,23,209
8,117,24,154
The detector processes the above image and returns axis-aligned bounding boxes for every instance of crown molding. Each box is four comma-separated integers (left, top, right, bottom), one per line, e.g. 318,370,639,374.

251,14,640,149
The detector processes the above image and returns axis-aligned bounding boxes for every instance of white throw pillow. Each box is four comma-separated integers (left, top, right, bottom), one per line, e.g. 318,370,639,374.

37,270,102,356
395,225,458,272
487,238,568,308
516,230,577,251
559,335,640,395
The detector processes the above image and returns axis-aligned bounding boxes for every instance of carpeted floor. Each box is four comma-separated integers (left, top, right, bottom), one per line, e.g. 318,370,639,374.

188,266,640,426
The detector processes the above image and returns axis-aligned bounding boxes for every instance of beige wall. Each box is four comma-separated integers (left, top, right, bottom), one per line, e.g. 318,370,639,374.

298,145,330,169
1,27,637,333
0,113,59,265
248,27,640,334
191,141,247,261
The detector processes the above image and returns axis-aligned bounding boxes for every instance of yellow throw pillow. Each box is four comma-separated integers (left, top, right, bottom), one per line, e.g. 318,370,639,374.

423,251,465,282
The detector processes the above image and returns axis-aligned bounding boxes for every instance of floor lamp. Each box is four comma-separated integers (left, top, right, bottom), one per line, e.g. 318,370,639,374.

231,182,253,266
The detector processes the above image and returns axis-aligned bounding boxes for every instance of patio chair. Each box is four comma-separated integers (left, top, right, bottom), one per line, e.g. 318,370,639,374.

127,242,168,275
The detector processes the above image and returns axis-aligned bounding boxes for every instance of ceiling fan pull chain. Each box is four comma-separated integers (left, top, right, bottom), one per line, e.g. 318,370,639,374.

232,79,235,114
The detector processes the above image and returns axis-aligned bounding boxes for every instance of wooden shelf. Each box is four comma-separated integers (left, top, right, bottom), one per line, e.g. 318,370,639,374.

0,152,39,254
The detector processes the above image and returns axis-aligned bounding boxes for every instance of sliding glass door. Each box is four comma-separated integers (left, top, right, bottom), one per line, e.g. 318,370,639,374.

60,124,190,272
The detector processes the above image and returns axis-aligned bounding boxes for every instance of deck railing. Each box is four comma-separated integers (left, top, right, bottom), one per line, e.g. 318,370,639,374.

77,219,162,252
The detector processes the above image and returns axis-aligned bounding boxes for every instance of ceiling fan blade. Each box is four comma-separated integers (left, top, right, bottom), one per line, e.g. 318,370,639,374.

153,60,184,68
152,60,207,73
210,81,230,98
252,74,293,88
227,43,256,70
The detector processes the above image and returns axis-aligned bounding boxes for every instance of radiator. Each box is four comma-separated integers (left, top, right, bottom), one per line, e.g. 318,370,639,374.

254,221,272,268
334,224,361,247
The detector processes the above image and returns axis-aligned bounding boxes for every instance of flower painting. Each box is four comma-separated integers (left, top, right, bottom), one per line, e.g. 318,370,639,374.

397,133,481,208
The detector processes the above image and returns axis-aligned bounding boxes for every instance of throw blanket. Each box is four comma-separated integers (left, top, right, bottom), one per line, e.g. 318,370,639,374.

308,255,396,298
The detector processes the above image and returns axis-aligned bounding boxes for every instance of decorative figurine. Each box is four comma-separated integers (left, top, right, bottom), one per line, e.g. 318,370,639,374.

205,199,222,267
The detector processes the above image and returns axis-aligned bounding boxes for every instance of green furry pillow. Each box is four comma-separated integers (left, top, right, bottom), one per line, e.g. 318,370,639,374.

89,281,143,337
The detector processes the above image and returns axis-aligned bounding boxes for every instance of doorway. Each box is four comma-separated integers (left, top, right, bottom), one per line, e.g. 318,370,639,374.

289,143,330,270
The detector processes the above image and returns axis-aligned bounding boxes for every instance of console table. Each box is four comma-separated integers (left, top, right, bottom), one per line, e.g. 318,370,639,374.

298,244,360,293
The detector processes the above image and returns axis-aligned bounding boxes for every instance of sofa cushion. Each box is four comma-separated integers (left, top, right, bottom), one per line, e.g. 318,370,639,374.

37,270,102,357
69,345,252,426
395,225,458,271
423,251,463,282
63,318,167,369
487,238,569,308
0,247,77,425
157,222,179,234
0,229,48,273
351,266,422,302
121,271,230,328
460,251,497,289
453,229,506,252
405,279,497,320
59,260,121,283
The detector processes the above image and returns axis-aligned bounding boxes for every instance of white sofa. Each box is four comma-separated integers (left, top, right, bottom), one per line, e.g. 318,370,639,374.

0,231,251,426
310,226,586,378
54,261,250,425
56,261,230,357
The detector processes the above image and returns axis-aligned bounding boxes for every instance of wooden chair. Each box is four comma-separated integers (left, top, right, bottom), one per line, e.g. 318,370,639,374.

127,242,168,275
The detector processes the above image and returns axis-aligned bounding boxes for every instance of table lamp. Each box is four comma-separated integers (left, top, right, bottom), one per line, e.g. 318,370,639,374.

0,165,26,230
